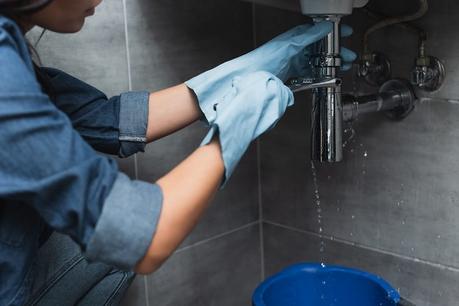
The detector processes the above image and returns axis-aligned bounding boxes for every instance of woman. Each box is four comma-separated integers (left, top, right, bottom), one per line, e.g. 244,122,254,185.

0,0,355,305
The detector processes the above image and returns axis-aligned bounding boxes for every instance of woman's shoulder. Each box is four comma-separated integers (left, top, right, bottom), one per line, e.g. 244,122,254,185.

0,15,26,51
0,15,41,95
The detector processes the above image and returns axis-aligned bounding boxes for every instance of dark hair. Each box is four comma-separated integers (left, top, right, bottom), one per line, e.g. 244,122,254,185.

0,0,53,14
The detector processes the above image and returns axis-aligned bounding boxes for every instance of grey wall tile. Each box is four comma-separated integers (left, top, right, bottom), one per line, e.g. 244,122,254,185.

127,0,259,246
120,276,147,306
243,0,300,13
263,222,459,306
29,0,129,97
253,4,306,45
261,97,459,268
146,224,261,306
126,0,253,91
116,156,137,180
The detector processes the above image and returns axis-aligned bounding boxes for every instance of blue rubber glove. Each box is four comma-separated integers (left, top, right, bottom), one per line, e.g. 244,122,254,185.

186,21,356,124
201,71,294,186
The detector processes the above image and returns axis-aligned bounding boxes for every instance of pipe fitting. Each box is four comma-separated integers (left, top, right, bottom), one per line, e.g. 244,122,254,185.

343,79,416,122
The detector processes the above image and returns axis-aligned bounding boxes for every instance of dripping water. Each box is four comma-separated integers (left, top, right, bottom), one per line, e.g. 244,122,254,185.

311,161,326,266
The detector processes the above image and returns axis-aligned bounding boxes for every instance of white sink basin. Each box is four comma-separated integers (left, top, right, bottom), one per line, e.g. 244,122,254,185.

241,0,300,12
300,0,369,15
242,0,369,15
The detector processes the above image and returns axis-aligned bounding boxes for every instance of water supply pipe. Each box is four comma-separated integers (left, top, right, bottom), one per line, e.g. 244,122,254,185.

362,0,429,55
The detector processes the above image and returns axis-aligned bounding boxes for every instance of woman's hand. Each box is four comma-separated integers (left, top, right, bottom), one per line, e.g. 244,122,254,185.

144,23,356,143
201,71,294,185
185,21,355,125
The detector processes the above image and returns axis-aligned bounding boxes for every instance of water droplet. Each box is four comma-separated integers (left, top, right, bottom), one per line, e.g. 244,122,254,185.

343,127,356,148
437,235,441,239
322,280,327,285
321,263,326,268
350,232,353,237
311,161,326,262
351,215,355,219
362,170,366,175
363,151,368,157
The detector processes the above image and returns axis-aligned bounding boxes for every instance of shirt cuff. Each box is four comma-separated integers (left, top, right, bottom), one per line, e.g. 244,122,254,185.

84,172,163,270
118,91,150,158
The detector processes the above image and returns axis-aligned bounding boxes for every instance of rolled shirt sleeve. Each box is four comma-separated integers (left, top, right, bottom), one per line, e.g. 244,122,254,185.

85,173,163,270
0,91,163,270
118,91,150,158
39,67,150,158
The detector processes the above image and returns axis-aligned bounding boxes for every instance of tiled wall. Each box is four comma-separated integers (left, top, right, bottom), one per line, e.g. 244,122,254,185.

30,0,459,305
30,0,261,305
256,1,459,305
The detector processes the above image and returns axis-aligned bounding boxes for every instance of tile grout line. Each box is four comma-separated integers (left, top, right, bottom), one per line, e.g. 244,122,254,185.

143,275,149,306
133,154,139,181
122,0,133,92
264,220,459,274
122,1,147,305
121,0,139,182
257,142,265,281
252,2,265,282
175,221,259,254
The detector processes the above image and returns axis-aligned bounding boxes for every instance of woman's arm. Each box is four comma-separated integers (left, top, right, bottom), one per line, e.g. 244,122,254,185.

38,68,199,153
134,137,224,274
136,72,293,274
135,85,220,274
146,84,202,142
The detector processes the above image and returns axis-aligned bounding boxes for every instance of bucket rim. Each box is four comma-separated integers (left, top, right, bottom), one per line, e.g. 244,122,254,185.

252,262,401,306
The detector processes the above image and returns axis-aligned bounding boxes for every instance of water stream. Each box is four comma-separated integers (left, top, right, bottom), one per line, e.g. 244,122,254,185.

311,161,326,266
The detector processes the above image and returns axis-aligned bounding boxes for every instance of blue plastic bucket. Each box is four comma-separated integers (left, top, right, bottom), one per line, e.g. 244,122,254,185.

253,263,403,306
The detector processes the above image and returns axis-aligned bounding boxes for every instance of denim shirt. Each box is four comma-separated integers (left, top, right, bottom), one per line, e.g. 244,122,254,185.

0,16,163,306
